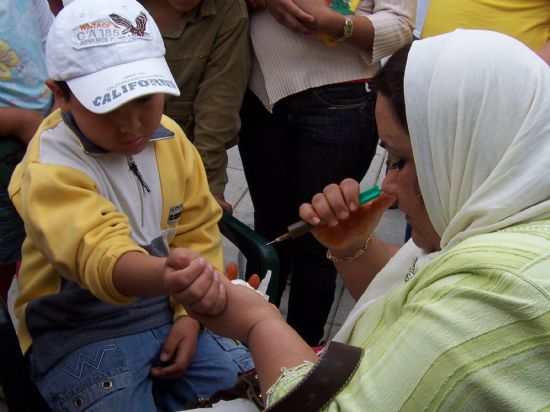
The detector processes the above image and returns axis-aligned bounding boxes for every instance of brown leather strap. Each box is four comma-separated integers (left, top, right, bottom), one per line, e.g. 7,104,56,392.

266,341,363,411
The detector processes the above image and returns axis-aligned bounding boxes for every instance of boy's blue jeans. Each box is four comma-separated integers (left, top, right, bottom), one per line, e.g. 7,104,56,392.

30,325,254,411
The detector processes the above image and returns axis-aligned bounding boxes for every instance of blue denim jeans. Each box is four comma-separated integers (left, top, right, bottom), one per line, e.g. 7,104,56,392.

29,326,254,411
239,84,378,345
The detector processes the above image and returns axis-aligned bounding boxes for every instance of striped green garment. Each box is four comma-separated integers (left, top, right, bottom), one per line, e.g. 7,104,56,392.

267,220,550,410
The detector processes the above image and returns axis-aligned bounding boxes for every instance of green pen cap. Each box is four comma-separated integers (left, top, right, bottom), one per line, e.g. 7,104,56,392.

358,185,381,205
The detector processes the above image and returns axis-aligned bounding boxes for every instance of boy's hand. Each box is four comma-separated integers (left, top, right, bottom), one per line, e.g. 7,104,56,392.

150,316,200,379
165,256,227,315
165,248,201,272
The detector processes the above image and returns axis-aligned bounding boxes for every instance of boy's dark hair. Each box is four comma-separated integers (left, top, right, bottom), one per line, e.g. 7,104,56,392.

373,42,413,131
55,81,72,100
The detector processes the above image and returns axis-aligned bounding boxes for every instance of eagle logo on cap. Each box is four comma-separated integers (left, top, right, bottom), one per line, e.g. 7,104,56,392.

109,12,148,36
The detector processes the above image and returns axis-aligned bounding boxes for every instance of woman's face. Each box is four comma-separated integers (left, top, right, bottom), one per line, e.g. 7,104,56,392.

376,94,441,252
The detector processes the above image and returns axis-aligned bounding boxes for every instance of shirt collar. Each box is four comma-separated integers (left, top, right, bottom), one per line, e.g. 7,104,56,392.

162,0,216,39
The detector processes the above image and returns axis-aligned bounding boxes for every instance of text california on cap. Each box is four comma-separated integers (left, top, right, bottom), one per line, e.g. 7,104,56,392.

46,0,180,114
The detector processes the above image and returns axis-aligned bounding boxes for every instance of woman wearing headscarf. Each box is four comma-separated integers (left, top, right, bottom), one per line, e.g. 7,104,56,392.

165,29,550,410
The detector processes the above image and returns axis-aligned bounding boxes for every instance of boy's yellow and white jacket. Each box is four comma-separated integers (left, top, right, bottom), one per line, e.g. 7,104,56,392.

8,110,223,374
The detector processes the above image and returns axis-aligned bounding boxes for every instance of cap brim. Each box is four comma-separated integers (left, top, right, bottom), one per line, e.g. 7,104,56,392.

66,57,180,114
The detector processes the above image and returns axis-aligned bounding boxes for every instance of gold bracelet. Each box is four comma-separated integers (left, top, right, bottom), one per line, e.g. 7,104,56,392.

326,234,372,263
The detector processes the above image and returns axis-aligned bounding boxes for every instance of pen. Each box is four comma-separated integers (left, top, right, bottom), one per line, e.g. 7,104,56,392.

266,185,381,245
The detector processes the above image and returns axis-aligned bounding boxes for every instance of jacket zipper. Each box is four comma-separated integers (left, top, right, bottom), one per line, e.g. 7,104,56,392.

126,155,150,227
126,156,151,193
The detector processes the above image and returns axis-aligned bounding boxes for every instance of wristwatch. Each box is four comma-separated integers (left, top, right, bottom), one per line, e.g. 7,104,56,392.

333,16,353,42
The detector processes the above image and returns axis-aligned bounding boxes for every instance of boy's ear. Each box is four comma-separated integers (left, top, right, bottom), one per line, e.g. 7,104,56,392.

46,79,70,112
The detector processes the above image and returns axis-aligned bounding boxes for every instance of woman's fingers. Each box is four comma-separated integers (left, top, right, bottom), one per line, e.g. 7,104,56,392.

340,178,362,211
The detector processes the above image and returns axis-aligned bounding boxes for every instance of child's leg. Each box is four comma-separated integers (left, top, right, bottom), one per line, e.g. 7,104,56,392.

154,330,254,410
29,327,169,412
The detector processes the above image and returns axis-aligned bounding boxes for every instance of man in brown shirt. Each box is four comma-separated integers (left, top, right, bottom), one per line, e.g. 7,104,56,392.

140,0,251,213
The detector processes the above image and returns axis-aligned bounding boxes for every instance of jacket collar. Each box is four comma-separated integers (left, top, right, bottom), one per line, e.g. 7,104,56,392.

61,112,174,155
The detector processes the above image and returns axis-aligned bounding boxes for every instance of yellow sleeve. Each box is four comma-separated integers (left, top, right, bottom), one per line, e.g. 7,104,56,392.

11,161,145,305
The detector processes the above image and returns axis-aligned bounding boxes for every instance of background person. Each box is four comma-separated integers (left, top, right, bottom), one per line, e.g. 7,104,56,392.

422,0,550,64
139,0,251,213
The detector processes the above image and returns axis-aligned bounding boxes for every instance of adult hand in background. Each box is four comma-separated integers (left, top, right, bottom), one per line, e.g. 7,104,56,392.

0,108,45,144
537,38,550,65
266,0,316,34
213,193,233,214
246,0,267,11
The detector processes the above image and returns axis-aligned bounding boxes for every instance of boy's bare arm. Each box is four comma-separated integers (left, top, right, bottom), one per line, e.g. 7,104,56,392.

112,248,214,299
0,107,45,144
112,251,168,297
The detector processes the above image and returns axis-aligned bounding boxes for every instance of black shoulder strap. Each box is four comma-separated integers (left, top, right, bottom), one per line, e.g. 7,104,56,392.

266,341,363,411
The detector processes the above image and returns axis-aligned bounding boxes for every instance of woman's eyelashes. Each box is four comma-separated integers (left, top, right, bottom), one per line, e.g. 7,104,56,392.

386,154,405,170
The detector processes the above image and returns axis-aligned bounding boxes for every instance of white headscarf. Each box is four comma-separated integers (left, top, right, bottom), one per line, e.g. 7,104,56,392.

407,29,550,250
335,30,550,342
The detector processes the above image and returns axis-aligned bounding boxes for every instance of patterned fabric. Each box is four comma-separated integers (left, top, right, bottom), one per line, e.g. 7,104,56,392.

0,0,53,113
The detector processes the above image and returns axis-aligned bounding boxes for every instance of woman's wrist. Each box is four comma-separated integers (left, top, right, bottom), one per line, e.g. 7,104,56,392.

326,235,372,263
315,8,346,38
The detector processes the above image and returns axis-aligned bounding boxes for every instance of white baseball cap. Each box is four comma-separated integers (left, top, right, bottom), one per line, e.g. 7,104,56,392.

46,0,180,114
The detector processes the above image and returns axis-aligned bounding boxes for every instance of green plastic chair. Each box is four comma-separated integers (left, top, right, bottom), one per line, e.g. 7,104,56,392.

219,212,281,304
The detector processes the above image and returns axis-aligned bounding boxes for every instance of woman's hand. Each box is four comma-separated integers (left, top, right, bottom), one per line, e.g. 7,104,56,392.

246,0,267,11
266,0,316,34
299,178,396,255
149,316,200,379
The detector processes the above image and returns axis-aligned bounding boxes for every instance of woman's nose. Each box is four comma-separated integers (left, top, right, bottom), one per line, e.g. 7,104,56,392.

381,169,398,196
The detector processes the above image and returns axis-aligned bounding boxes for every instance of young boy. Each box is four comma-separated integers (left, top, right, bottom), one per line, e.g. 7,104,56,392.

8,0,252,410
